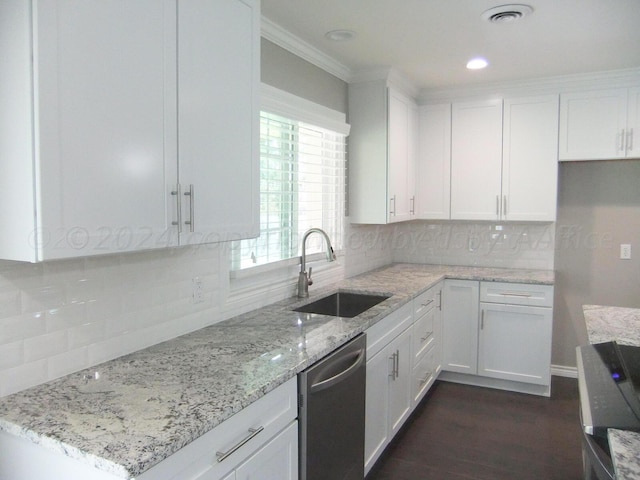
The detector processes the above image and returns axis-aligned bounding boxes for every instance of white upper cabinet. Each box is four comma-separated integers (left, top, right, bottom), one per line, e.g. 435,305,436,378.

177,0,259,245
450,99,503,221
416,104,451,220
559,87,639,161
450,95,558,222
502,95,559,221
0,0,259,262
348,80,417,224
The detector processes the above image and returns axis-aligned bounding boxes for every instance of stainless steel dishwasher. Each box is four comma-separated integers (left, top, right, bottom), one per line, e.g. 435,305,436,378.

298,333,366,480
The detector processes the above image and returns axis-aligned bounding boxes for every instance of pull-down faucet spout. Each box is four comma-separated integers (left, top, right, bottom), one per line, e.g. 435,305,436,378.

297,228,336,298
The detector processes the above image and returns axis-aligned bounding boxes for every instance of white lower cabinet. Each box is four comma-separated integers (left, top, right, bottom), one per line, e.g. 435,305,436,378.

441,279,554,396
138,378,298,480
232,421,298,480
441,279,480,375
364,302,413,475
364,282,444,475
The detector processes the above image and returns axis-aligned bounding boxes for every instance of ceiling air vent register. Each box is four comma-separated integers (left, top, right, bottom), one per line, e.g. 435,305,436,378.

481,4,534,23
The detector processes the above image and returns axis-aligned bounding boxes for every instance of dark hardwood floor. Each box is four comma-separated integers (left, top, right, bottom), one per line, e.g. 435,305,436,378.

366,377,583,480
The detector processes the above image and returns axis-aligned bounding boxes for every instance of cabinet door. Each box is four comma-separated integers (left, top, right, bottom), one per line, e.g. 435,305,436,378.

387,327,413,437
388,89,412,223
442,280,479,374
35,0,178,260
178,0,259,244
559,89,628,161
450,99,503,220
416,104,451,219
478,303,552,386
235,421,298,480
364,346,391,474
502,95,559,221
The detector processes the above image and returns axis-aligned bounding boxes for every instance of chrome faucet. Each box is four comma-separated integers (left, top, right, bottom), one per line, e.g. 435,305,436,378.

297,228,336,298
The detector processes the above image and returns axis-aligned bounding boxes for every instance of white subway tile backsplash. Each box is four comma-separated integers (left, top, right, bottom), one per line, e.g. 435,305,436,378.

0,312,47,344
0,341,24,370
68,320,107,349
0,360,48,397
23,330,68,363
0,288,21,319
48,347,88,380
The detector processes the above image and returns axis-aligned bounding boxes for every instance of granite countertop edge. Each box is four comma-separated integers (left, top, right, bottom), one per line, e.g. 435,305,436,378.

0,263,555,478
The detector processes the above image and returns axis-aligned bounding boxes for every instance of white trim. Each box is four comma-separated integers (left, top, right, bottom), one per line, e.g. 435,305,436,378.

349,67,420,100
418,67,640,103
551,364,578,379
261,16,352,82
261,83,350,135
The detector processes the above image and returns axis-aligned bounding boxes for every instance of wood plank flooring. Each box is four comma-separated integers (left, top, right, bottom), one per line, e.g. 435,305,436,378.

366,377,583,480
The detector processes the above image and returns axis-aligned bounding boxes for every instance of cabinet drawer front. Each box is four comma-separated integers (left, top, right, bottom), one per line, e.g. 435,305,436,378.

411,344,439,406
366,302,413,359
413,286,438,318
138,378,297,480
480,282,553,307
412,307,435,364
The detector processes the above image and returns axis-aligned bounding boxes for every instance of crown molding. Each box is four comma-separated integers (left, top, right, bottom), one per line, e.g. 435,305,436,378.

261,16,353,82
418,67,640,103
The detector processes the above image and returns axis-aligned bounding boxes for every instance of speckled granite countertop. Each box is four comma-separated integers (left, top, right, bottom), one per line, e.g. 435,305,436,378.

0,263,554,479
583,304,640,480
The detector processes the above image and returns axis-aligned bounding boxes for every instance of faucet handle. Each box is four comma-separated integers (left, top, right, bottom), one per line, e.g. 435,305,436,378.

308,267,313,286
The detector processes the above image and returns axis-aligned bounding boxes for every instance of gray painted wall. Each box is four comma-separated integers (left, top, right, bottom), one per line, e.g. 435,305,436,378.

261,39,348,113
554,160,640,367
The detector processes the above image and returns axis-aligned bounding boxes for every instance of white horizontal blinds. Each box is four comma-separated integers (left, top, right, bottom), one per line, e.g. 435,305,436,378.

231,112,346,270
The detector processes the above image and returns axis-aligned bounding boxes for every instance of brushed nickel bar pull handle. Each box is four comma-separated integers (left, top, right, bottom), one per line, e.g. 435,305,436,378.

216,426,264,463
410,195,415,215
499,292,532,298
481,309,484,330
437,290,442,310
395,349,400,378
503,195,507,218
496,195,500,217
390,195,396,216
389,353,397,379
184,184,194,232
420,331,433,342
171,184,182,233
620,129,626,152
628,128,634,152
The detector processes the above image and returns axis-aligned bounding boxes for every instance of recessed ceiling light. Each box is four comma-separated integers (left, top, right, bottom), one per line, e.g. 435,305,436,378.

324,29,357,41
467,57,489,70
481,4,534,24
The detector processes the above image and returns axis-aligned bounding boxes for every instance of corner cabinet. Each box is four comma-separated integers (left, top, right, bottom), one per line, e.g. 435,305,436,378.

348,79,417,224
440,279,553,396
416,104,452,220
0,0,259,262
450,95,559,222
559,87,640,161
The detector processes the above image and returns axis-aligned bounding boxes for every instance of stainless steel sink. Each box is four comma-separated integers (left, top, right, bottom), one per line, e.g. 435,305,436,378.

293,292,389,318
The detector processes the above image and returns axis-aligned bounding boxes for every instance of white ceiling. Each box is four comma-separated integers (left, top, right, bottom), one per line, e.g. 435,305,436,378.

261,0,640,90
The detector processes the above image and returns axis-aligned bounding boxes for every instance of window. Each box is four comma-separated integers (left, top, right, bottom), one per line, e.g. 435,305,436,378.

231,104,347,271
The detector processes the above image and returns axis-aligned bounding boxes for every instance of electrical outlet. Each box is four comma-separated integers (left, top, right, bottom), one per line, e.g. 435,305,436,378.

192,276,204,304
620,244,632,260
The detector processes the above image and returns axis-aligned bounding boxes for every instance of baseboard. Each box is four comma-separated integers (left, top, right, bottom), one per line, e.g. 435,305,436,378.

551,364,578,378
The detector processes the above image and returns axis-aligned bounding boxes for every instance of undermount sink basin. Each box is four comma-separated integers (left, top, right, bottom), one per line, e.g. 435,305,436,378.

293,292,390,318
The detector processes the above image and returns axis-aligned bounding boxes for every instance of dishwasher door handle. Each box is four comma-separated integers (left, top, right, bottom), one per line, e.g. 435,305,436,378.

310,349,366,393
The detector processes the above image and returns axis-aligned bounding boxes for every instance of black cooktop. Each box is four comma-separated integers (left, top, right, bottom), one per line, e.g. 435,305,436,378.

577,341,640,437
